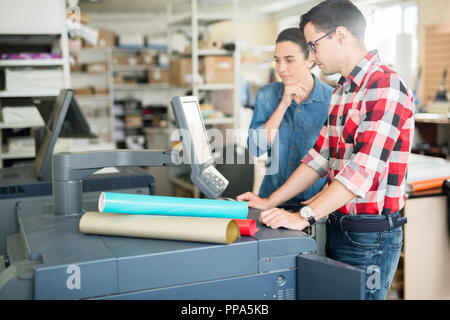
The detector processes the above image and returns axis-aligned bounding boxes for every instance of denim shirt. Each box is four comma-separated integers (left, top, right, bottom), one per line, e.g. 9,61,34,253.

248,74,333,202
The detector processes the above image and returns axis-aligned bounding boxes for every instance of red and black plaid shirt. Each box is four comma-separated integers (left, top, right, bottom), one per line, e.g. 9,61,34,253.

302,50,415,215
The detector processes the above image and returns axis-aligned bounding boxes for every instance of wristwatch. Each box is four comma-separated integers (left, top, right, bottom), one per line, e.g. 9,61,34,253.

300,206,316,226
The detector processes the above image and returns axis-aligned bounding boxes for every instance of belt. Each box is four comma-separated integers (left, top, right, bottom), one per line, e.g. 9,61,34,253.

328,212,407,233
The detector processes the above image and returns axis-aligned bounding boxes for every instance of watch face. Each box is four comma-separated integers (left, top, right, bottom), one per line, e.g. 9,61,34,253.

301,206,313,219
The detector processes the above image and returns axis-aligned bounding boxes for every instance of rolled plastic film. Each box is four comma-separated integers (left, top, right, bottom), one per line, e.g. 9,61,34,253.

79,211,241,245
98,192,248,219
408,176,450,193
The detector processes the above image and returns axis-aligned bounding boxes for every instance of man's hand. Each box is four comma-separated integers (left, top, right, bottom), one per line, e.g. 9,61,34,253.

236,192,273,210
259,207,309,231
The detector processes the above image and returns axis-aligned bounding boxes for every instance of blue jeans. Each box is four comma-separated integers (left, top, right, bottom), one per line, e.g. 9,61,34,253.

325,212,404,300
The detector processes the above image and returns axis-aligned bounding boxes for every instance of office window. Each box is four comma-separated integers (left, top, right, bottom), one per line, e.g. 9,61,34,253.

277,2,419,86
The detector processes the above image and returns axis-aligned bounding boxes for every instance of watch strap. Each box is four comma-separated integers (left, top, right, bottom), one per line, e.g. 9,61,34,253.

307,216,316,226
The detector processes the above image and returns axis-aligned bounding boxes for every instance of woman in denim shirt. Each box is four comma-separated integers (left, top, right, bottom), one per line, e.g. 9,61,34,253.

247,28,333,204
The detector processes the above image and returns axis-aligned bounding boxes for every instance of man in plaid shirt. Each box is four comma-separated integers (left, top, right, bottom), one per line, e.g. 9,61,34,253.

237,0,414,299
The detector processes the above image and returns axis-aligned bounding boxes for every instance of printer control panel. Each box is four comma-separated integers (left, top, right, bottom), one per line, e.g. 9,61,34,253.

200,165,229,195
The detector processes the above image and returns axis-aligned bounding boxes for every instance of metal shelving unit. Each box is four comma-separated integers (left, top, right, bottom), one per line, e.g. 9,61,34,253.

69,48,115,143
167,0,240,128
166,0,240,197
0,0,71,168
109,46,170,149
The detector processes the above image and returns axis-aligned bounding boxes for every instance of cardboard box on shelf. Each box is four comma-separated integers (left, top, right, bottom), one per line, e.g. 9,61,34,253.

66,12,89,24
139,51,156,65
85,63,107,73
80,14,90,25
114,75,138,85
93,87,108,95
170,58,192,87
112,56,128,66
69,37,83,51
127,56,139,66
200,56,233,84
113,76,124,84
83,29,116,48
70,64,82,72
113,55,139,66
125,114,143,128
148,68,168,84
73,87,94,96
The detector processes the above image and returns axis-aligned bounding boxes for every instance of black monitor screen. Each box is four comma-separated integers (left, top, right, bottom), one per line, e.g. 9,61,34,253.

34,89,96,180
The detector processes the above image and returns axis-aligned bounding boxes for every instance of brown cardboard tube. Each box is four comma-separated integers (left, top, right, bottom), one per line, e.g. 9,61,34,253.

79,212,241,244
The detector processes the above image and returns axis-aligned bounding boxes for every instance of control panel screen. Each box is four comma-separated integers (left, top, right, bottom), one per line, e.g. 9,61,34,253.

182,101,212,164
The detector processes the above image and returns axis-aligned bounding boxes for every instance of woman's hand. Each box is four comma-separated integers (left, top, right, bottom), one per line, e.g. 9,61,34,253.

280,82,309,107
236,192,273,210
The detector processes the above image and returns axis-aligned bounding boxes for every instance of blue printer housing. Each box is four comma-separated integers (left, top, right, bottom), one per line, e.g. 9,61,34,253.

1,209,319,299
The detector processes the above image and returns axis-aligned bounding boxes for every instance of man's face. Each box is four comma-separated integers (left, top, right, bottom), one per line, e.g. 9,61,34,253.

303,22,340,75
274,41,313,85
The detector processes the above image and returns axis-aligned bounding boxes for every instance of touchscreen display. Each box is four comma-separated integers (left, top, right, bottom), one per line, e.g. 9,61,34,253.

182,101,211,164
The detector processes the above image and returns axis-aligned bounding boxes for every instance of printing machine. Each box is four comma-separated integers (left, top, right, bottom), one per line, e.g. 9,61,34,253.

0,96,365,300
0,90,155,256
0,208,365,300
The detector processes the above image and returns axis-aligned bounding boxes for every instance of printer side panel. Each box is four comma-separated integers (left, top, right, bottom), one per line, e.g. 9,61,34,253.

298,255,365,300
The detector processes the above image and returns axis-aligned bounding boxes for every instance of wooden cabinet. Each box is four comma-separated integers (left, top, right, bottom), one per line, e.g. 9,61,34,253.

403,194,450,299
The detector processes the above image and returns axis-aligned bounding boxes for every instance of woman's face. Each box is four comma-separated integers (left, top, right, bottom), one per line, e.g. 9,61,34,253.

274,41,314,85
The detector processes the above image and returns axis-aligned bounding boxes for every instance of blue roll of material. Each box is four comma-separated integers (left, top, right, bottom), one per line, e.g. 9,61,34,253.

98,192,248,219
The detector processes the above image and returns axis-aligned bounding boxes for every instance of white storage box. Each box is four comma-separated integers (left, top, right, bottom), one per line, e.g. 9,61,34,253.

6,68,64,92
7,136,35,154
118,34,145,47
1,106,44,125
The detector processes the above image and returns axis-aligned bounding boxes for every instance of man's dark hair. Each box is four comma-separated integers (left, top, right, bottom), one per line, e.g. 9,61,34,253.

276,27,310,59
299,0,366,39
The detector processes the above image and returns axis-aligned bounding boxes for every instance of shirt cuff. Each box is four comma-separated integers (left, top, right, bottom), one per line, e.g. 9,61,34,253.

334,161,373,198
301,148,329,177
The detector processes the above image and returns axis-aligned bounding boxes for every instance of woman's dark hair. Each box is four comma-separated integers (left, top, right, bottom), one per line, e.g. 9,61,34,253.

299,0,366,39
276,27,310,59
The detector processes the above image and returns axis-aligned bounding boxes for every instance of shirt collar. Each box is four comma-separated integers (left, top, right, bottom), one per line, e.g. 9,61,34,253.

338,50,380,87
277,73,325,105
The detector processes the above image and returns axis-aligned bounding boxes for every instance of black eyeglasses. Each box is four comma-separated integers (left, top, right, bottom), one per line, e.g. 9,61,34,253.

307,29,335,54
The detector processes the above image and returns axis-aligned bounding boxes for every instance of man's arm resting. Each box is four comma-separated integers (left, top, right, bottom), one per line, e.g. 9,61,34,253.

307,179,356,221
260,179,356,230
267,163,321,207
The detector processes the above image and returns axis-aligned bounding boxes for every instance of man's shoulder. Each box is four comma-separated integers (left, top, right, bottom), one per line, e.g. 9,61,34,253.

366,64,410,93
363,63,415,114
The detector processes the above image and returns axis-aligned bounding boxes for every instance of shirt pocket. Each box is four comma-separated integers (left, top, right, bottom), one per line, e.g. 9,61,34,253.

341,109,361,144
